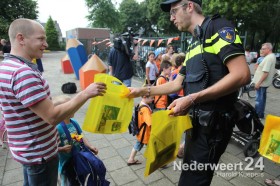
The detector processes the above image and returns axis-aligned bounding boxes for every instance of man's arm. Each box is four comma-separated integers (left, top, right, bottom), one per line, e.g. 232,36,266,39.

169,55,250,115
128,74,184,98
29,82,106,126
255,72,269,90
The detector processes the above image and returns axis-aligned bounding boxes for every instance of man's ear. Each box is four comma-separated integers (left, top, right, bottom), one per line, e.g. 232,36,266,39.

16,33,24,45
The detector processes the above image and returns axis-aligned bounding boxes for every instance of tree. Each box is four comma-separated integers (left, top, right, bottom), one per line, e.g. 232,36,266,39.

0,0,38,39
203,0,280,51
85,0,120,33
45,16,60,50
146,0,179,36
118,0,146,34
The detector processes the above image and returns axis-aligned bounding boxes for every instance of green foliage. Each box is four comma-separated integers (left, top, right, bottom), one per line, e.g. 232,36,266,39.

45,16,60,50
85,0,120,33
204,0,280,51
85,0,280,51
0,0,38,39
146,0,179,36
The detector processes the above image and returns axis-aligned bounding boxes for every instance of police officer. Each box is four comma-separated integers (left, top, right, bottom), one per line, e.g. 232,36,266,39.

128,0,251,185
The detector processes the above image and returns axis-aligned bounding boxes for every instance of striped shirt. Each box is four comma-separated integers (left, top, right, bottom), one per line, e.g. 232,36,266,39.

0,57,59,165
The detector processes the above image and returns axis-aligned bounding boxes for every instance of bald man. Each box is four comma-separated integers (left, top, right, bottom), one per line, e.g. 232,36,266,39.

0,18,106,185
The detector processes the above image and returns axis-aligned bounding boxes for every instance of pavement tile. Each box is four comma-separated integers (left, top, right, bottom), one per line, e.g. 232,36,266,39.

4,158,21,171
122,132,136,141
4,181,23,186
110,138,131,149
161,163,181,183
2,168,23,185
148,178,175,186
226,140,244,156
122,179,144,186
263,158,280,177
220,152,243,164
84,133,105,141
229,175,263,186
103,156,127,172
110,166,138,185
97,146,118,160
104,134,123,141
117,145,134,159
135,167,164,185
211,175,234,186
91,138,111,149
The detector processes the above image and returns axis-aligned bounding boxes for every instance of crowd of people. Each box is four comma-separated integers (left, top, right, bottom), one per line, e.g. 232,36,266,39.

0,0,278,186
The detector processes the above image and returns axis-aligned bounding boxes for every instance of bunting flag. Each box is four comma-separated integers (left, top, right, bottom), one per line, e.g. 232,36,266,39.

157,39,163,46
167,38,174,45
105,41,112,46
142,39,148,46
150,40,155,47
92,38,110,45
173,36,180,41
92,36,180,46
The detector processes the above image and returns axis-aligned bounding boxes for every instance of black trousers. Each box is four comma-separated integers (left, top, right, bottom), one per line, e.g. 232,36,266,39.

178,112,234,186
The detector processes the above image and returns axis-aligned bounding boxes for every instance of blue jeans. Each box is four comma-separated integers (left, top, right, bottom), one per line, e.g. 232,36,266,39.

122,78,132,87
134,140,145,152
255,87,267,118
23,157,58,186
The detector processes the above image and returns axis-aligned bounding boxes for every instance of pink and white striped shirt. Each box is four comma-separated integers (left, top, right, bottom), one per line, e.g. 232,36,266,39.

0,57,59,165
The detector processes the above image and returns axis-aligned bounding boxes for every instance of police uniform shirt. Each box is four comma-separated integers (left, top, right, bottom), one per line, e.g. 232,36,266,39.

179,16,244,106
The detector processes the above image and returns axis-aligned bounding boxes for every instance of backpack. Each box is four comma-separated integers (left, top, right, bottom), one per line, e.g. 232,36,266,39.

61,82,77,94
150,75,172,110
61,120,110,186
128,104,148,143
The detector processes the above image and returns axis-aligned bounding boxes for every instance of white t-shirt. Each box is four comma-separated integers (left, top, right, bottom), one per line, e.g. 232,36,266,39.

245,51,253,63
253,53,276,87
145,61,158,81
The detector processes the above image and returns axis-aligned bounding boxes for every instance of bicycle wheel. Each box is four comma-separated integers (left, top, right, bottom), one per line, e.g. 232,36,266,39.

136,66,145,79
247,83,256,98
237,87,243,99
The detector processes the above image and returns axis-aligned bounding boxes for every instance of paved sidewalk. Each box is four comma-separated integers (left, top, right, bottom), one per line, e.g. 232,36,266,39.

1,51,280,186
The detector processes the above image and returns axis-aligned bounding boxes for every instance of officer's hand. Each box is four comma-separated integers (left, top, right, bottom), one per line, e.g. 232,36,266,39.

167,96,192,116
127,87,144,98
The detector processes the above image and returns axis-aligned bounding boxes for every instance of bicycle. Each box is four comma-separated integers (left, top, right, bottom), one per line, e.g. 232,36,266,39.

134,59,145,79
238,81,256,99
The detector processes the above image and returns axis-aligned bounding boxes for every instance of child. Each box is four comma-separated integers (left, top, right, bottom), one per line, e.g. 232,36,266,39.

145,52,158,85
154,60,172,110
127,94,154,166
154,51,163,72
170,53,185,100
53,95,98,186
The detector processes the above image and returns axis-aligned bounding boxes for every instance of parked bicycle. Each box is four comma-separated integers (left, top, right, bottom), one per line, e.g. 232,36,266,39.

238,81,256,99
133,57,146,79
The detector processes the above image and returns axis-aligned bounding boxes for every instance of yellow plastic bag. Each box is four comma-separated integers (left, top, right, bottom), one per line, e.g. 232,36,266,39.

259,115,280,163
144,110,192,176
82,74,134,134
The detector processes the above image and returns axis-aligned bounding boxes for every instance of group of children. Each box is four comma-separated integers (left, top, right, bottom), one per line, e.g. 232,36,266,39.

127,47,187,166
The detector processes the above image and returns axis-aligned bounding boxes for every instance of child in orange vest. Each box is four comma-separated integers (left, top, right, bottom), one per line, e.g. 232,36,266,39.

127,94,154,166
154,60,172,110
